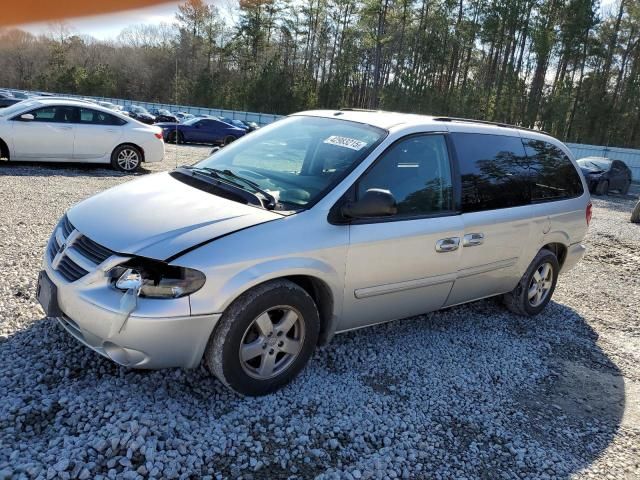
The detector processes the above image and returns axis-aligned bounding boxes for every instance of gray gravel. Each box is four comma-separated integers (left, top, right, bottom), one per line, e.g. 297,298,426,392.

0,149,639,479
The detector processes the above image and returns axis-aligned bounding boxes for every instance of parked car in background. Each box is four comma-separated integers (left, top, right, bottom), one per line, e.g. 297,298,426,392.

9,91,33,100
39,111,591,396
577,156,632,195
0,91,21,108
157,116,246,145
173,112,195,122
149,108,178,123
128,105,156,124
219,117,259,132
0,99,164,172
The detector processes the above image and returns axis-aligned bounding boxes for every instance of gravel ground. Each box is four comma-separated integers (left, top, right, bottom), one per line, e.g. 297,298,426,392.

0,147,639,479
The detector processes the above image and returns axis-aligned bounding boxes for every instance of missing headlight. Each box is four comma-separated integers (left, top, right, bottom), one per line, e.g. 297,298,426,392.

110,258,205,299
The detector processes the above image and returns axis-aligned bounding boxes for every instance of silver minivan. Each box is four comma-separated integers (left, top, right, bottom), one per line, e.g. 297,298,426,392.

37,111,591,395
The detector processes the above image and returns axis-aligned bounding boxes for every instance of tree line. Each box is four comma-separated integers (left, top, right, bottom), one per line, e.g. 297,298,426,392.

0,0,638,148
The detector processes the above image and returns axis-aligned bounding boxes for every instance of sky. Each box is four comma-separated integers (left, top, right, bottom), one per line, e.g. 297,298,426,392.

16,0,620,42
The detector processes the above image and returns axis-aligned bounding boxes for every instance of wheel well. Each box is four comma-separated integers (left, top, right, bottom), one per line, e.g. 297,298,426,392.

0,137,9,160
541,243,567,267
284,275,334,346
114,143,145,162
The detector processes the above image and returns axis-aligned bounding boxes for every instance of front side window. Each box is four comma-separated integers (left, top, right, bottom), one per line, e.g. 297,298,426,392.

195,116,385,209
357,134,454,217
27,106,76,123
523,139,584,201
452,133,530,212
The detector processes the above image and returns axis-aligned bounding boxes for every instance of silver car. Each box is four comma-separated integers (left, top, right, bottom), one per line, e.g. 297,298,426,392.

37,111,591,395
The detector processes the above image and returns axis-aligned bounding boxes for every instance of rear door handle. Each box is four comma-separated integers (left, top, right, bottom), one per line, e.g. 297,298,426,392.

463,233,484,247
435,237,460,252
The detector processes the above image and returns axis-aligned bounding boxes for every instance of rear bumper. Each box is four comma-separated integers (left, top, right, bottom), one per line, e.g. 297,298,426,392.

561,243,586,273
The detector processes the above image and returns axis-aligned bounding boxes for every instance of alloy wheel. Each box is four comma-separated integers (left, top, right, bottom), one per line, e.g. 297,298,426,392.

239,306,305,380
528,262,553,307
117,149,140,171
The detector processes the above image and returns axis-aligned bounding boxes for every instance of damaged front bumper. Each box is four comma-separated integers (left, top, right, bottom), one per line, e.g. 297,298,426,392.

43,257,220,369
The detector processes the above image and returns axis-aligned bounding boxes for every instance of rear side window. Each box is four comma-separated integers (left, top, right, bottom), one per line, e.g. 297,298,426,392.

78,108,126,126
451,133,530,212
522,139,583,201
357,134,454,217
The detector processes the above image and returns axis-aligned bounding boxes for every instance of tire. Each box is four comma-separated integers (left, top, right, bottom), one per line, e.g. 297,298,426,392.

167,130,183,145
204,280,320,396
595,179,609,196
111,145,142,173
631,200,640,223
223,135,236,146
503,249,560,316
621,180,630,195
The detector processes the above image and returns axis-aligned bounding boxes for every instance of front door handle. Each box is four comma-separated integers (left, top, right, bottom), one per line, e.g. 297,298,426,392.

463,233,484,247
435,237,460,252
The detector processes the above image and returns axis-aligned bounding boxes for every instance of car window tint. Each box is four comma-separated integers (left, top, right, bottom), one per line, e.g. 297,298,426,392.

357,134,454,216
522,139,584,201
78,108,125,126
28,106,76,123
452,133,530,212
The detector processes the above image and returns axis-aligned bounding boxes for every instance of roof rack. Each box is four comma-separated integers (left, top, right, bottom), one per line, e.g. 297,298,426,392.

433,116,548,135
339,108,380,112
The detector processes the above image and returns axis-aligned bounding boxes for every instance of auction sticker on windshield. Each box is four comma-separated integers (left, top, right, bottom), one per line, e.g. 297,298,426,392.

323,136,367,151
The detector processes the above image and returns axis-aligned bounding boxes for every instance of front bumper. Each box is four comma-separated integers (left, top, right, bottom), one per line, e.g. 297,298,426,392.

43,244,220,369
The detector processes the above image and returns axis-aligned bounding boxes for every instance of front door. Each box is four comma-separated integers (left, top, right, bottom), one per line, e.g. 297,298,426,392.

11,105,76,160
340,133,463,331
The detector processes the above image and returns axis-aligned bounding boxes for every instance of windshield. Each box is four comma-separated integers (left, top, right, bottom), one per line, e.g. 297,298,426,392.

578,158,611,170
194,116,386,210
0,100,34,117
183,117,201,126
131,106,147,114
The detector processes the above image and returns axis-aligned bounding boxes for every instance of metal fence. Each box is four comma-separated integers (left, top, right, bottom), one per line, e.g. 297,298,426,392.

567,143,640,181
8,89,640,178
30,92,285,126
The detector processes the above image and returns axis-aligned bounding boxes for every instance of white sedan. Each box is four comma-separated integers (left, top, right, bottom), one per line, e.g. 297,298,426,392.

0,99,164,172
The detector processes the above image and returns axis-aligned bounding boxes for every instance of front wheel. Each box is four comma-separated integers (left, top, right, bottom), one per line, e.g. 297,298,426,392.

223,135,236,146
503,249,560,316
111,145,142,173
595,179,609,196
167,130,183,145
204,280,320,396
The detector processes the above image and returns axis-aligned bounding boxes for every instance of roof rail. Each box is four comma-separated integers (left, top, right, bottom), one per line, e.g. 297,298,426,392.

433,116,548,135
339,108,380,112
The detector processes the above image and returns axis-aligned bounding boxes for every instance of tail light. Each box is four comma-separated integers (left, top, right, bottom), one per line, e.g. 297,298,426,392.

154,132,163,140
586,201,592,226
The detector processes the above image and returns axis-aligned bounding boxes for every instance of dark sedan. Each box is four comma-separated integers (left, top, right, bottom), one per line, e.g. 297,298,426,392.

149,108,178,123
157,117,246,146
0,91,21,108
577,157,632,195
128,105,156,124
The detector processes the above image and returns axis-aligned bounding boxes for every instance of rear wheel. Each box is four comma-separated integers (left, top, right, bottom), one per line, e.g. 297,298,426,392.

621,179,630,195
167,130,184,145
204,280,320,396
111,145,142,173
631,200,640,223
595,179,609,196
503,249,559,316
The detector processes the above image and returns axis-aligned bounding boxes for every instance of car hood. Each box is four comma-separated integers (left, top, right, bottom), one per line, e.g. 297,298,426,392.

67,172,282,261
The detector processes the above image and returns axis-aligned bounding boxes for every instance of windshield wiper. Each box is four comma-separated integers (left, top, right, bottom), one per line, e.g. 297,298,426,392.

200,168,277,209
178,166,276,209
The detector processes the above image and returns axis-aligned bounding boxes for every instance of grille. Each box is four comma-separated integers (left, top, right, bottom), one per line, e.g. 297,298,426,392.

47,215,116,282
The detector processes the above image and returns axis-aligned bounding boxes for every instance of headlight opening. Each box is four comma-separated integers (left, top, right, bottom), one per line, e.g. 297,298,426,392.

111,258,205,299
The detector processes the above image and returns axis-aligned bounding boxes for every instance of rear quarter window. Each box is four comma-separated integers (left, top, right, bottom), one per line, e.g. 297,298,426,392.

522,139,584,201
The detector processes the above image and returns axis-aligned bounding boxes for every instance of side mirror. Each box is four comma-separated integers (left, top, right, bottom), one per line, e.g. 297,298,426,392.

341,188,397,219
19,113,34,121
